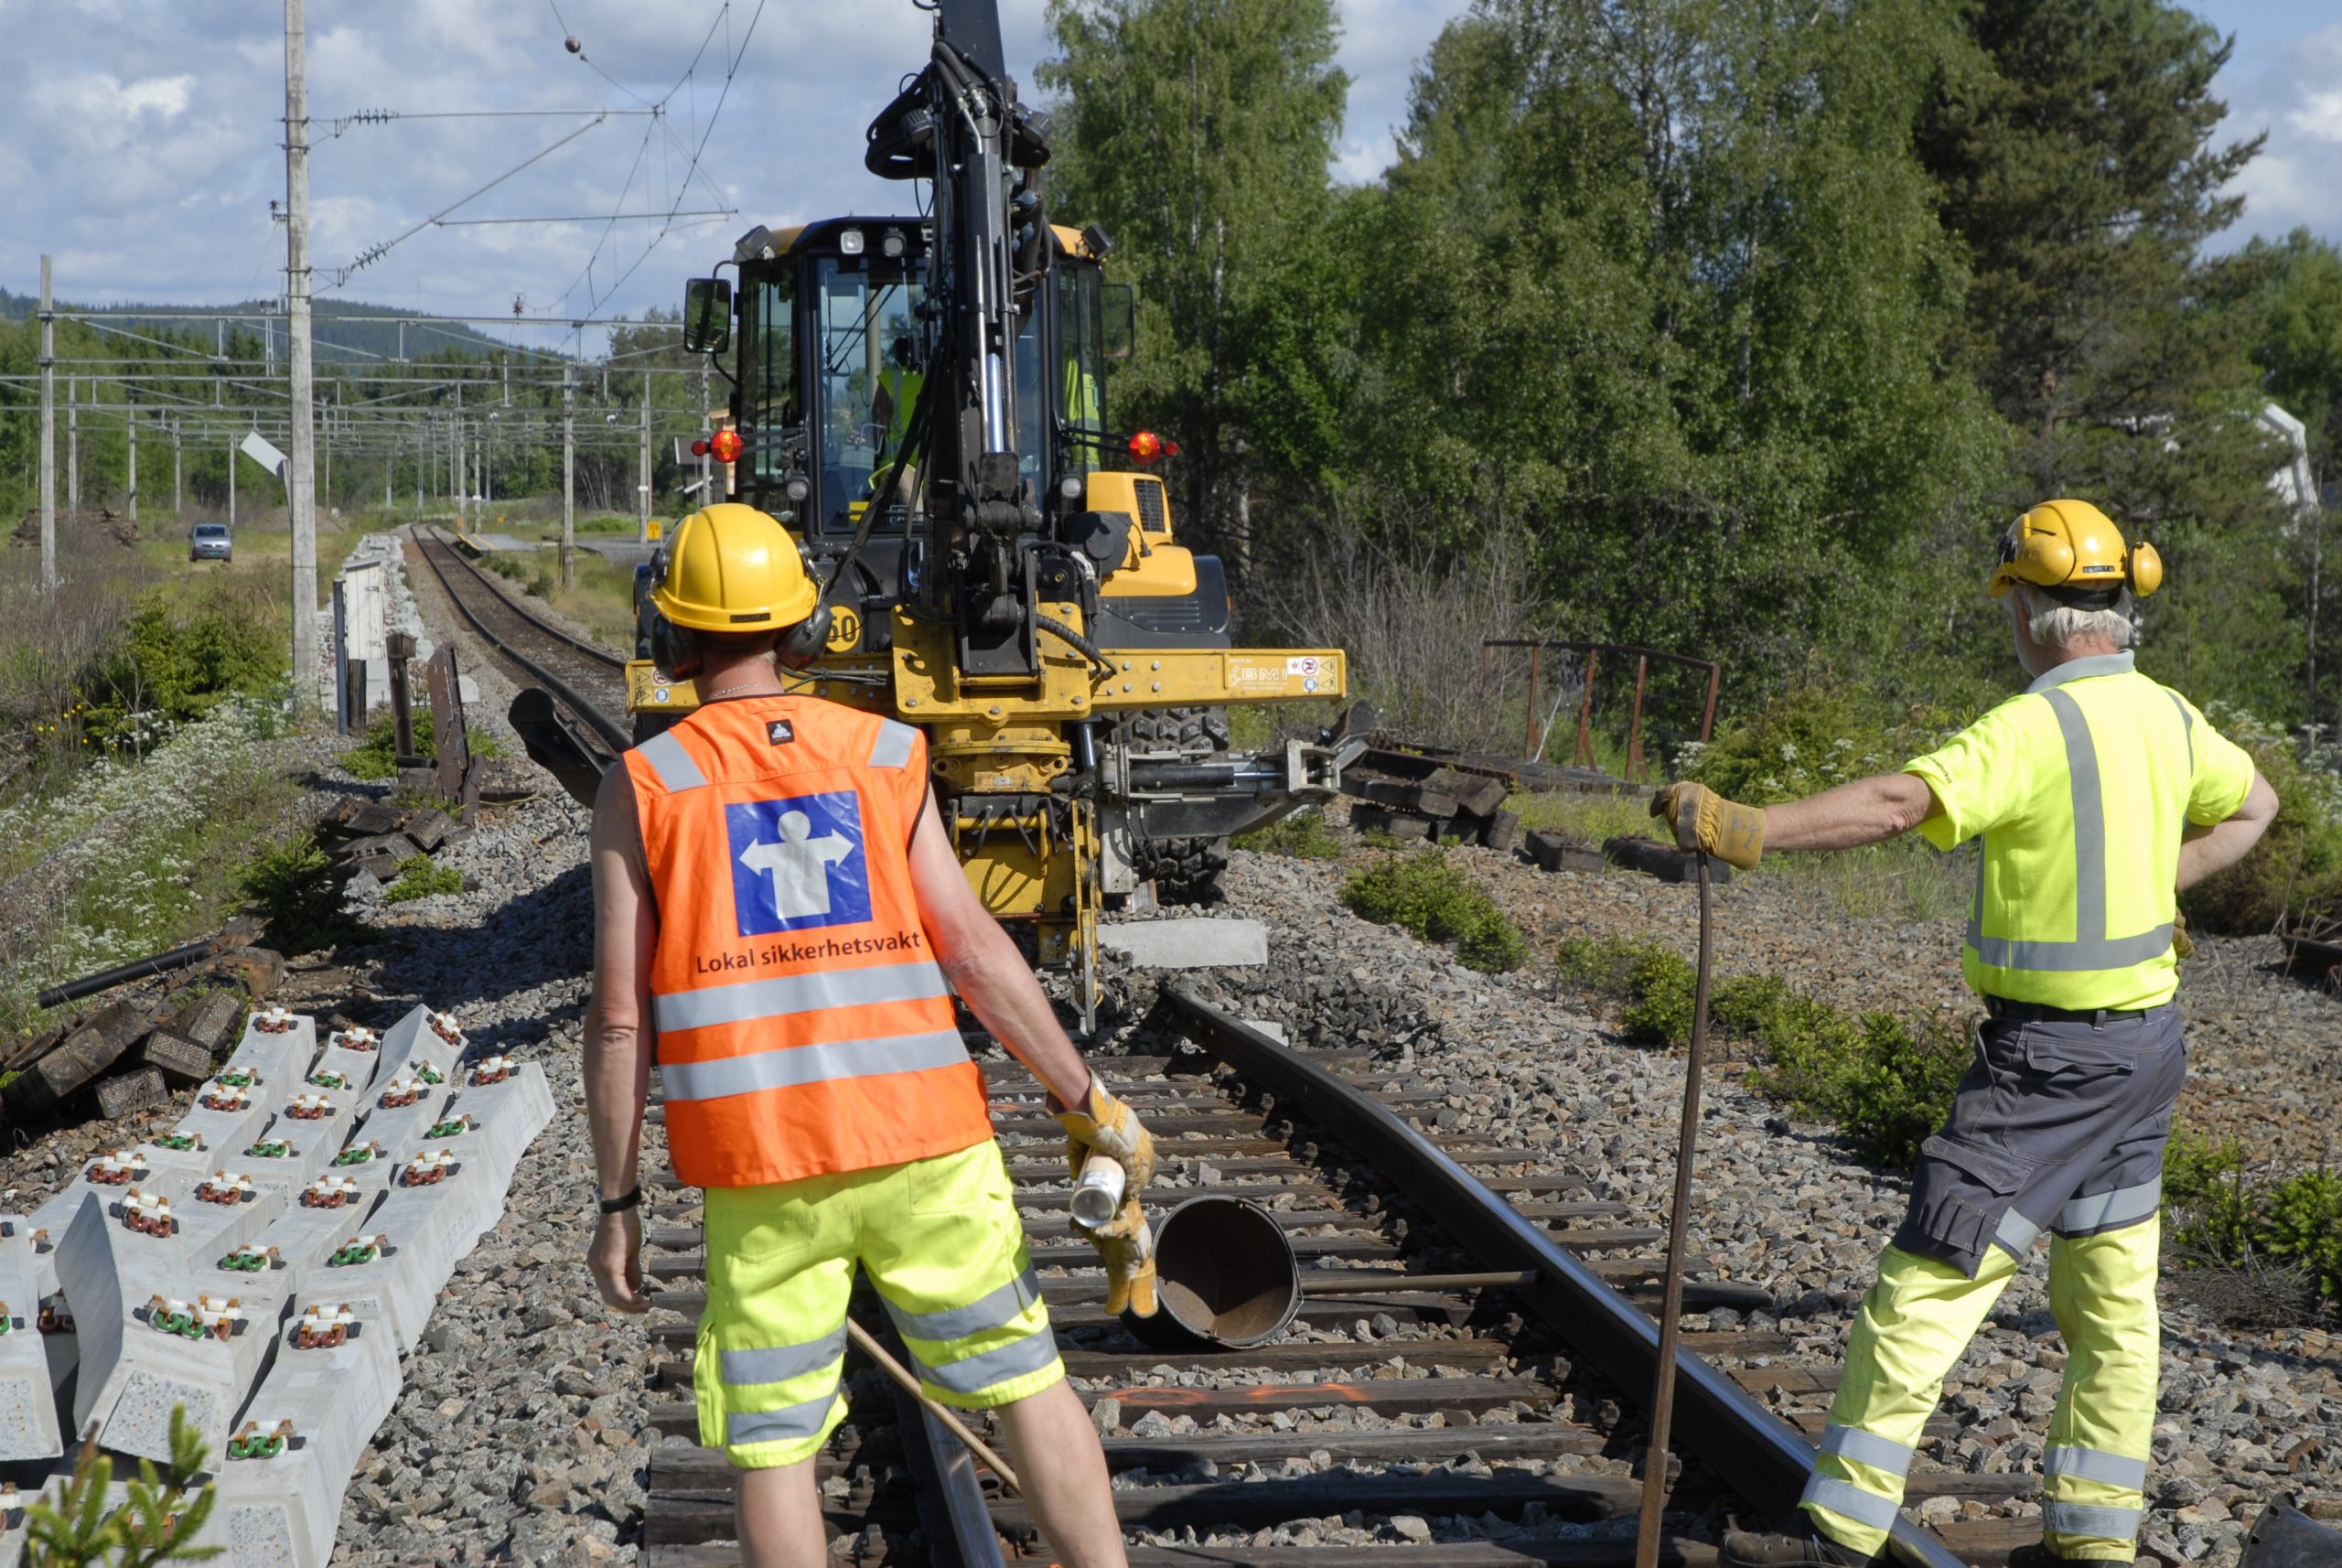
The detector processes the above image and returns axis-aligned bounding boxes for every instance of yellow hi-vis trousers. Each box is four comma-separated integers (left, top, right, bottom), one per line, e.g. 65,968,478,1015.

1801,1219,2161,1562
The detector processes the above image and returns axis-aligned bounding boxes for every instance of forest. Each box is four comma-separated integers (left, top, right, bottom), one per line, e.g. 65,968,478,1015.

1042,0,2342,741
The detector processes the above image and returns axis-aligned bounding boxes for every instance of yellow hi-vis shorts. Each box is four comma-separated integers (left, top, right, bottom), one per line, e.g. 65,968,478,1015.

696,1138,1062,1469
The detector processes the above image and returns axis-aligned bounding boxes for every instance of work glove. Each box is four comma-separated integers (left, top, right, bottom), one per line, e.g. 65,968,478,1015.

1650,781,1766,871
2173,910,2194,961
1052,1081,1159,1317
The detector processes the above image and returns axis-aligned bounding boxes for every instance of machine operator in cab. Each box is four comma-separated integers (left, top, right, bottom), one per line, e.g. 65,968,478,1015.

582,503,1154,1567
1659,500,2279,1568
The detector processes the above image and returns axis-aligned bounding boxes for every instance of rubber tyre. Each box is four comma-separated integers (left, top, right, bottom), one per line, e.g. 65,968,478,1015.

1109,707,1231,905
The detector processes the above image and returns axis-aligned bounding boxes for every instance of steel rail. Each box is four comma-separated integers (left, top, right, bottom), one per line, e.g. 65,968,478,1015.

420,525,631,672
407,528,633,758
1160,984,1969,1568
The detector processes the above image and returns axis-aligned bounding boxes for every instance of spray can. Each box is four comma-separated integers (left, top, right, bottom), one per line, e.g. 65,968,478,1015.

1069,1152,1125,1228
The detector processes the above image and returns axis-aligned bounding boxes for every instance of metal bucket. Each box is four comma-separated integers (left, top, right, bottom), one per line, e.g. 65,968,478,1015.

1135,1194,1302,1349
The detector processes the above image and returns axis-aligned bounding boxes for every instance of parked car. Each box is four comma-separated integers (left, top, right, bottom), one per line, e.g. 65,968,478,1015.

189,522,232,563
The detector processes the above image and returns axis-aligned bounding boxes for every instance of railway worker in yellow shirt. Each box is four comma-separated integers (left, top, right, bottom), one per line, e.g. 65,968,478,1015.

1660,500,2280,1568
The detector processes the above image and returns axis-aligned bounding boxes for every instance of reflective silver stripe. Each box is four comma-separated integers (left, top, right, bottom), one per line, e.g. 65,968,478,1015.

2044,1445,2149,1492
1966,684,2172,972
653,960,951,1034
1817,1424,1917,1477
916,1323,1061,1396
661,1027,970,1103
1995,1207,2043,1254
720,1326,848,1389
634,729,708,793
725,1391,838,1447
868,719,919,770
1799,1474,1904,1531
886,1266,1043,1345
2043,1501,2143,1541
2056,1178,2162,1237
2166,692,2194,773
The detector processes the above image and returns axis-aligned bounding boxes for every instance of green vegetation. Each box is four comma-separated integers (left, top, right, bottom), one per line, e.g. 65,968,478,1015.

19,1403,218,1565
235,831,366,955
1555,936,1968,1165
383,854,464,903
1341,851,1527,972
338,710,504,781
2165,1130,2342,1312
1232,807,1343,859
479,547,638,651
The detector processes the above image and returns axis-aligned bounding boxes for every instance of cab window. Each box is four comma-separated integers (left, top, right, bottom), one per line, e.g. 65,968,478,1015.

814,253,926,533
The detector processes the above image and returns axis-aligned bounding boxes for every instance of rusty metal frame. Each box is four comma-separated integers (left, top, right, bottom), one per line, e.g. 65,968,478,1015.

1160,986,1967,1568
1482,639,1723,781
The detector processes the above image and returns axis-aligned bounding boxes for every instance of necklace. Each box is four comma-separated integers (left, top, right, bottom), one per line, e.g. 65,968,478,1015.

699,679,781,702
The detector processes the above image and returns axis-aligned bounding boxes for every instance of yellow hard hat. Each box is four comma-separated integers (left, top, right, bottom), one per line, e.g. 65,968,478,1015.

1989,499,2163,603
650,502,820,631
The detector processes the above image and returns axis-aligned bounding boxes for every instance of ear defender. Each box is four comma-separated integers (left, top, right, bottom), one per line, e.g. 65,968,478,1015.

777,604,833,671
2128,540,2163,598
650,614,704,679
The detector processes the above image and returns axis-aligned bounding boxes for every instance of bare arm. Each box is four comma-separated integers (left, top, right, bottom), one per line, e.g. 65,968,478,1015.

584,764,657,1313
2176,770,2280,891
1760,771,1943,853
907,792,1094,1111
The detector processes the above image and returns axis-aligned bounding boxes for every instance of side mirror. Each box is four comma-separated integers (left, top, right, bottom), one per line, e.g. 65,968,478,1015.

1102,283,1135,361
682,277,733,356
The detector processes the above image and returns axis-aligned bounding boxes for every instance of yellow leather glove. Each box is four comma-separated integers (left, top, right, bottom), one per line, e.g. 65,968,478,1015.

1053,1082,1158,1316
1650,781,1766,871
2172,910,2194,961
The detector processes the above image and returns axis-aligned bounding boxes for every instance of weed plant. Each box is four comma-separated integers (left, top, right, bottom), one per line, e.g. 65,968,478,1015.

1233,808,1343,859
383,855,464,903
1341,851,1527,972
1554,935,1966,1165
2164,1130,2342,1313
339,711,504,781
236,832,367,953
19,1403,216,1565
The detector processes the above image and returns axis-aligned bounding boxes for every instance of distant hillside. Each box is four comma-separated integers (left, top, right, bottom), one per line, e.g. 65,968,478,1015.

0,288,528,362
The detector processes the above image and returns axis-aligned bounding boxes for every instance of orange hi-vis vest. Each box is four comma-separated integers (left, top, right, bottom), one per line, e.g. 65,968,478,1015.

623,695,991,1188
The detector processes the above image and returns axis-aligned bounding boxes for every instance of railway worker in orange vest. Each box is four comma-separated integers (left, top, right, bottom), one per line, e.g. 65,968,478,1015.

582,502,1149,1568
1660,501,2280,1568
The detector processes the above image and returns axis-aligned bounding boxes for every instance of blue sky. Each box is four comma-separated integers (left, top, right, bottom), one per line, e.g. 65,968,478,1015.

0,0,2333,344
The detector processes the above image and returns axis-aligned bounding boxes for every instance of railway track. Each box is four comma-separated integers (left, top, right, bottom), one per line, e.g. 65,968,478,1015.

630,1000,2039,1568
390,545,2038,1566
405,525,634,761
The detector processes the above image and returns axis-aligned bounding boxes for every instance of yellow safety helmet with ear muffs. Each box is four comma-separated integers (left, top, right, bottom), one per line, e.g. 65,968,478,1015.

1989,499,2163,605
648,502,830,678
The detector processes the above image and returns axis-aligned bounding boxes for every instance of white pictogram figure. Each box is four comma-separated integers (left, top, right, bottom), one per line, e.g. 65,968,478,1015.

738,811,854,918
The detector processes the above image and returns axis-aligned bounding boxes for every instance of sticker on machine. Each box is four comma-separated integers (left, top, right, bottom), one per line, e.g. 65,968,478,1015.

1225,655,1289,695
725,792,872,936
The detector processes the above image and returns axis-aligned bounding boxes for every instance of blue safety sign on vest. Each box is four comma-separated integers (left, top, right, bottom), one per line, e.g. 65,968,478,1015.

725,792,871,935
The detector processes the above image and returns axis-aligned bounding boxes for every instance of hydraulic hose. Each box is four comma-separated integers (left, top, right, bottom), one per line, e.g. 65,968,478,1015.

1035,615,1116,677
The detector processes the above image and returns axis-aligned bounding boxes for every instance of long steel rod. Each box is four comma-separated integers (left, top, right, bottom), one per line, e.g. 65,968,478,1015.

844,1319,1021,1494
1636,851,1714,1568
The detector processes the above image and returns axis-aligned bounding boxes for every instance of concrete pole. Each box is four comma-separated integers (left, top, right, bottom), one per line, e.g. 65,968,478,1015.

698,362,712,502
38,255,56,594
639,371,652,542
285,0,322,714
172,418,183,514
127,403,138,523
415,429,423,509
562,359,575,588
68,379,79,523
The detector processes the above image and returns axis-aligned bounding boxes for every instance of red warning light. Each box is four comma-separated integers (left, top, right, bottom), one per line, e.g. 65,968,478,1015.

710,429,745,465
1127,430,1180,464
689,438,710,456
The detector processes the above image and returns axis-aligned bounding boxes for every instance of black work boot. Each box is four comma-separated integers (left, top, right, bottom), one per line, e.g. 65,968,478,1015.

1721,1518,1890,1568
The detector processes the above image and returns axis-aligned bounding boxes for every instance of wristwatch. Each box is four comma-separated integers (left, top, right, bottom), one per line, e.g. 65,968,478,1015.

596,1185,642,1215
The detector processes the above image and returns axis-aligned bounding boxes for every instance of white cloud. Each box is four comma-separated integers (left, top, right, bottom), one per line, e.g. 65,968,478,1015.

2213,18,2342,249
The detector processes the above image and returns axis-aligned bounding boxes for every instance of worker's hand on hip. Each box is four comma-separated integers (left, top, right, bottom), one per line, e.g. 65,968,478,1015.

1052,1081,1157,1195
2172,909,2194,961
1650,781,1766,870
586,1209,650,1316
1085,1202,1159,1317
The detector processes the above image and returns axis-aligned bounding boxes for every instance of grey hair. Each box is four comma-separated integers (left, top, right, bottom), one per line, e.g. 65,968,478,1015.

2013,582,2133,651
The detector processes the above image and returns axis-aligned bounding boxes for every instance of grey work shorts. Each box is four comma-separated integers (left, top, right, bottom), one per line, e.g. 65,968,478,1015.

1890,1004,2186,1277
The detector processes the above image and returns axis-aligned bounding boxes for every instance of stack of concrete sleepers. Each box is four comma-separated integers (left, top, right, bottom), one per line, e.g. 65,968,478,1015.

0,1003,552,1568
